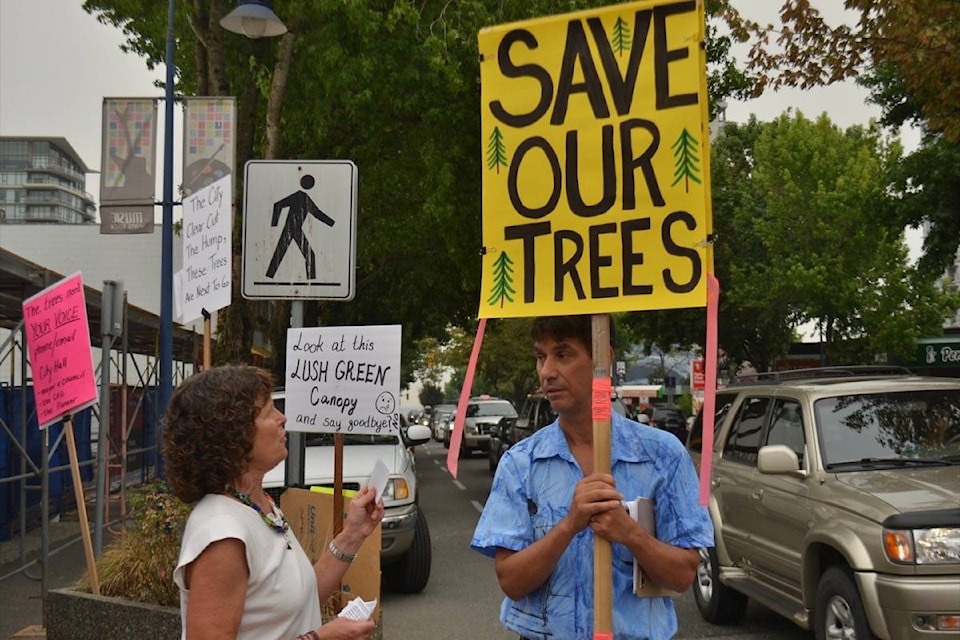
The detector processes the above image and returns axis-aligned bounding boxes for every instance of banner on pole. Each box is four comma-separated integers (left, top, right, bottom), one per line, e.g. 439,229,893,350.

100,98,158,234
183,97,236,198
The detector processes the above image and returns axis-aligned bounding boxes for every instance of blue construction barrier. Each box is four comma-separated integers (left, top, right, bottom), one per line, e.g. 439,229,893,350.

0,387,93,541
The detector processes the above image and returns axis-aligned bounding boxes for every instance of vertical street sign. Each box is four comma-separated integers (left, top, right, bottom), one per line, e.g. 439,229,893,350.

241,160,357,300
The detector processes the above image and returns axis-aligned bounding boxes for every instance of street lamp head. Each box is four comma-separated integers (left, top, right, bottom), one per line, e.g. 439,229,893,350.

221,0,287,39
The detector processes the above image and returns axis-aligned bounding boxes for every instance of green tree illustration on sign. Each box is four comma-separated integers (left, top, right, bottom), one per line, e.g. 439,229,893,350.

486,126,508,173
671,128,702,192
487,251,516,308
611,16,631,56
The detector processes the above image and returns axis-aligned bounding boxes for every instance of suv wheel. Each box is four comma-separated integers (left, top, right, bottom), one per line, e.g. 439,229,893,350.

815,566,877,640
693,546,748,625
382,506,432,594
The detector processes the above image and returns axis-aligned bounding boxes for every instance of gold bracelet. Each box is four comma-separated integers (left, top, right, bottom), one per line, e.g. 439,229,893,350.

328,539,357,563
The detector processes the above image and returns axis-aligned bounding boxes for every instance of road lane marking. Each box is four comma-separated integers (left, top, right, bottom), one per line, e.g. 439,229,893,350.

453,480,466,491
471,500,484,513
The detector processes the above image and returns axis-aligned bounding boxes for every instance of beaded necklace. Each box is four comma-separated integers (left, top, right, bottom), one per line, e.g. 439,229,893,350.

227,487,292,549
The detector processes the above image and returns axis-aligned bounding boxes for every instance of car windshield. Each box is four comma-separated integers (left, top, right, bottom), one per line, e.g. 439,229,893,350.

468,401,518,418
816,389,960,469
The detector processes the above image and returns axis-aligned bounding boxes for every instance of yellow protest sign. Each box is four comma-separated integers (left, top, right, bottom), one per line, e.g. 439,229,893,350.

479,0,712,318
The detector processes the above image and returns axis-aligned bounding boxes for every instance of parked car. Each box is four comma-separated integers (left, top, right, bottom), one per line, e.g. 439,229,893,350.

428,403,457,442
687,366,960,640
264,391,434,594
444,395,517,456
650,404,688,442
489,393,556,472
489,392,630,473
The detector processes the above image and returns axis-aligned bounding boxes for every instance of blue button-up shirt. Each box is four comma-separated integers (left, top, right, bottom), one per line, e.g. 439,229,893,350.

471,412,714,640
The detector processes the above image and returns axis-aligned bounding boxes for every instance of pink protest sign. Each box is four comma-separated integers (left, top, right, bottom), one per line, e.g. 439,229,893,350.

21,273,98,429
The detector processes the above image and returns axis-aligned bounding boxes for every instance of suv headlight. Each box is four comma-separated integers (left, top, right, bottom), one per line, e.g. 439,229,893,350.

382,477,410,502
883,527,960,564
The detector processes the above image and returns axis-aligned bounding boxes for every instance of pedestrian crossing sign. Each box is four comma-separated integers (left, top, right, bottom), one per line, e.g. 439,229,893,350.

241,160,357,300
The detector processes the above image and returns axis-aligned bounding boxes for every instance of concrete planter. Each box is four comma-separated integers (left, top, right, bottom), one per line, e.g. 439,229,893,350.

46,588,180,640
46,587,383,640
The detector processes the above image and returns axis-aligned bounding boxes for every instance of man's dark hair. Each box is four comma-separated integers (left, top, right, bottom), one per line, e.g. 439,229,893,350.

530,314,617,350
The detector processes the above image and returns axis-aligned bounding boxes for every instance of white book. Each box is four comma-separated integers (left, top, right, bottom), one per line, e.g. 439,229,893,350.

624,498,682,598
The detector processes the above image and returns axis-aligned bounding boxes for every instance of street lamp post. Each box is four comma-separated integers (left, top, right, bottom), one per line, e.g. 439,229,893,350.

158,0,176,477
221,0,288,38
157,0,285,475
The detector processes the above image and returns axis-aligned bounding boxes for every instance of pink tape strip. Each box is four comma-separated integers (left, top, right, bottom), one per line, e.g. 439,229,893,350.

591,377,612,421
699,274,720,505
446,318,487,478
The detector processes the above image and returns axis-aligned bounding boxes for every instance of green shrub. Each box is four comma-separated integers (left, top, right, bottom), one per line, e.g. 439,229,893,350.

76,482,191,607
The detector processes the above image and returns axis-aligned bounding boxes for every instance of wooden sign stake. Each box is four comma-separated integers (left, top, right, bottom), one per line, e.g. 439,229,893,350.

591,314,612,638
202,308,212,369
64,414,99,595
333,432,345,611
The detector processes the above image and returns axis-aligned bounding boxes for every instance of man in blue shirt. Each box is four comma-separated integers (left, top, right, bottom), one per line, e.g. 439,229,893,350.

471,315,713,639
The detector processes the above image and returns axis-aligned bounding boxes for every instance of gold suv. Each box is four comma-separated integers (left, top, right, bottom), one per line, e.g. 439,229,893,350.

687,366,960,640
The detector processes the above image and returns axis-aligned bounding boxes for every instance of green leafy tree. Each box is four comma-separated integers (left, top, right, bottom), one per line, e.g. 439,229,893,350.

716,0,960,275
859,62,960,281
418,381,445,408
432,320,536,406
714,112,955,366
720,0,960,142
707,117,797,372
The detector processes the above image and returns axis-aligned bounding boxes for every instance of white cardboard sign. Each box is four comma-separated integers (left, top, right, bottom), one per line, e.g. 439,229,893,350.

179,175,232,322
284,325,401,434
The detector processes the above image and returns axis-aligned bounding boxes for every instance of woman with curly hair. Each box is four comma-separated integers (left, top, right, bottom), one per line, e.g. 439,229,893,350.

163,364,382,640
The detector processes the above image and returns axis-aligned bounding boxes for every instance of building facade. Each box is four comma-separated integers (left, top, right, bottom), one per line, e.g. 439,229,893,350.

0,136,96,224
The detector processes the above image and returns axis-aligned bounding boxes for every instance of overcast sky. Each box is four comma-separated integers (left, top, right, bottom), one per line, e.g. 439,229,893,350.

0,0,921,238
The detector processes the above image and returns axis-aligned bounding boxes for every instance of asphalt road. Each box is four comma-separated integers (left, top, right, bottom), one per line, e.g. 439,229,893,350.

381,439,814,640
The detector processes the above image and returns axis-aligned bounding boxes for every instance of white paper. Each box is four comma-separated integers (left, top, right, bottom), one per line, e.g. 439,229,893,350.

369,458,389,502
338,596,377,621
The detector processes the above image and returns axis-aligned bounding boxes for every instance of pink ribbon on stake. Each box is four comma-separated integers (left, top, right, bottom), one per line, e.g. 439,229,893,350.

699,274,720,505
447,318,487,478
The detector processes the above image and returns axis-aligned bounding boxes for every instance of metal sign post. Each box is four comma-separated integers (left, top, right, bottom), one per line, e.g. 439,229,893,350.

240,159,358,497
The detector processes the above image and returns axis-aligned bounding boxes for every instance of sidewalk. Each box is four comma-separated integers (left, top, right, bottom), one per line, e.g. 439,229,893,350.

0,503,124,640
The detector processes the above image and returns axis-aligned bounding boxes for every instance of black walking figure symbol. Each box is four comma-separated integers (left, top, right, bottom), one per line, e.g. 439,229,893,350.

266,175,335,279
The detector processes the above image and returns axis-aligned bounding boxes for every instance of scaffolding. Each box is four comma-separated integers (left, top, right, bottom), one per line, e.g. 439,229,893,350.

0,246,199,607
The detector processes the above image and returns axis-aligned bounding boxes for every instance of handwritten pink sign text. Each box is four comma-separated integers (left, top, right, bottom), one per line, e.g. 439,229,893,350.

21,273,98,429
